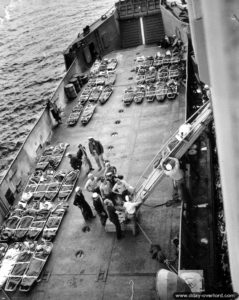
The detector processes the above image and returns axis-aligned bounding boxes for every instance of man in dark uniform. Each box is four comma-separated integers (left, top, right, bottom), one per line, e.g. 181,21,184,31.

66,153,82,170
104,199,123,240
46,99,62,125
73,187,95,221
77,144,94,172
88,137,105,171
92,193,108,226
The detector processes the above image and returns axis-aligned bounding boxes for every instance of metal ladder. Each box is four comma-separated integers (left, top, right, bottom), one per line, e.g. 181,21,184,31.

133,101,213,203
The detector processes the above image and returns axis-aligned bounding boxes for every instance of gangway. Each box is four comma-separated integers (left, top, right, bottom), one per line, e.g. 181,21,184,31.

133,101,213,204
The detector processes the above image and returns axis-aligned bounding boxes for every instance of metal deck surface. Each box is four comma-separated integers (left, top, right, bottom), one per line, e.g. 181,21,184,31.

10,45,185,300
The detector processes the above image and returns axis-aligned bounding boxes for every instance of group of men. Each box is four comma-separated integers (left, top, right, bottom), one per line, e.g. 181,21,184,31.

66,137,105,173
76,163,138,239
69,136,185,240
70,139,139,240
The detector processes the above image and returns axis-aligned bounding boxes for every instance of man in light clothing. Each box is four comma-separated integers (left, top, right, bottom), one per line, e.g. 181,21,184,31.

161,156,184,200
84,173,101,195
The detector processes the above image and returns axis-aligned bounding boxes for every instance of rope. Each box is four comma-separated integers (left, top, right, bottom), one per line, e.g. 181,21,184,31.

129,280,134,300
137,222,178,275
164,259,178,274
136,222,152,245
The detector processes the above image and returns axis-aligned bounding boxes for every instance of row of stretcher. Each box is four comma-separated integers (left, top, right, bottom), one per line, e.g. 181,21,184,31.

123,80,178,105
136,63,184,84
36,143,69,171
68,84,113,127
0,240,53,292
87,71,116,87
135,48,183,70
0,170,79,243
0,141,80,292
90,58,118,74
66,59,117,127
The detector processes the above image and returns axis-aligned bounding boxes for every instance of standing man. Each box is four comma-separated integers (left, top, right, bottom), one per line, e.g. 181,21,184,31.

77,144,94,172
85,173,101,195
104,199,123,240
160,156,184,201
88,137,105,171
92,193,108,226
46,99,62,125
73,187,95,221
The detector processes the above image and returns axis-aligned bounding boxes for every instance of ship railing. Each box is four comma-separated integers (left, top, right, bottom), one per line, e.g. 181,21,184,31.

133,101,213,203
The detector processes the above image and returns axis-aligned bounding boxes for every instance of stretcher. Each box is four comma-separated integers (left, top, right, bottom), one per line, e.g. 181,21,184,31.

0,216,21,241
80,103,97,125
26,210,50,240
57,170,79,202
89,86,103,102
0,243,22,288
13,215,34,241
42,204,68,241
105,72,116,86
67,104,84,126
99,86,113,104
106,58,117,71
134,86,145,104
155,83,167,102
145,85,156,102
123,87,134,106
19,240,53,292
79,85,92,105
38,143,69,170
0,243,8,265
5,241,36,292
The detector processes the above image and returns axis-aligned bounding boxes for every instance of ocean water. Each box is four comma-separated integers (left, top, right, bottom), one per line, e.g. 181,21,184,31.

0,0,115,177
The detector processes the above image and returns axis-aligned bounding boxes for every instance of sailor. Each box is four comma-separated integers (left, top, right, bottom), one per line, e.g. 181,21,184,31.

92,193,108,226
77,144,94,172
46,99,62,124
73,187,95,221
104,199,123,240
65,153,82,170
161,156,184,200
88,137,105,171
84,173,101,195
104,161,117,178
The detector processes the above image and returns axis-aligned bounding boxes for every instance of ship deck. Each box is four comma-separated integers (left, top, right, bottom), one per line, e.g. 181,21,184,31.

13,45,186,300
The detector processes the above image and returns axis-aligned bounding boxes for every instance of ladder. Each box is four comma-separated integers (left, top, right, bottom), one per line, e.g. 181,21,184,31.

133,101,213,203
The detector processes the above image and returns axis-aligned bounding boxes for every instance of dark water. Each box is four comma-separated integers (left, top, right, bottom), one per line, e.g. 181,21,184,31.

0,0,114,177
